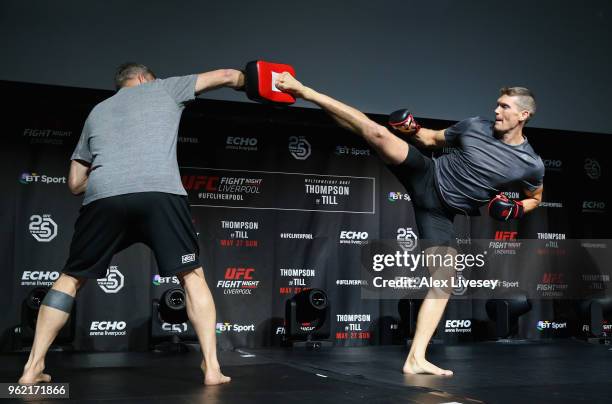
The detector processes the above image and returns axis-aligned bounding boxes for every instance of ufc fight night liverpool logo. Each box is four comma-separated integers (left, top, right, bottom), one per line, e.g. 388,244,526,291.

29,214,58,242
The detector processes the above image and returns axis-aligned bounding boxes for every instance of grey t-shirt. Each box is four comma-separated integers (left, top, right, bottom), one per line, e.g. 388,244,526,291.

434,117,544,213
71,75,197,205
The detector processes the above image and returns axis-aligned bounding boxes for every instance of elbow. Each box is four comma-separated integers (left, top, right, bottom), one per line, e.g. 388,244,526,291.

221,69,237,86
68,184,80,195
427,134,441,147
415,129,443,148
67,178,76,194
525,196,541,213
418,133,436,147
420,138,435,148
68,178,83,195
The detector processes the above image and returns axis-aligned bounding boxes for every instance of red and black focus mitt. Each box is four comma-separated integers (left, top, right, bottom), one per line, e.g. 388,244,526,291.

488,193,524,221
243,60,296,105
388,109,421,134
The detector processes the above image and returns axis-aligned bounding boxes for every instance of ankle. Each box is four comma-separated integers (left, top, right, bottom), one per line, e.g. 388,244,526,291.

410,352,425,362
201,360,220,371
24,361,44,372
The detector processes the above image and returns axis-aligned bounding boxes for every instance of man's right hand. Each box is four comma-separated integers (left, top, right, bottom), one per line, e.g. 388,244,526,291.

275,72,309,99
488,193,525,221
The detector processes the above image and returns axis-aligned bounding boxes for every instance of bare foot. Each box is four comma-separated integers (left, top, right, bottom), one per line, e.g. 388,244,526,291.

18,364,52,384
201,364,231,385
204,370,231,385
402,356,453,376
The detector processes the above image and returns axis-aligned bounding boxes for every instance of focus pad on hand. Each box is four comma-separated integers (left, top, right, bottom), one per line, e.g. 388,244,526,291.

245,60,296,105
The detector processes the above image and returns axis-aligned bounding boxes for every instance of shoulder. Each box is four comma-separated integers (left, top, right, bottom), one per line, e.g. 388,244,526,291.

523,143,545,171
532,152,545,171
523,140,542,159
157,75,197,88
453,116,491,129
448,117,492,136
474,116,491,122
470,116,494,128
87,101,107,120
86,92,125,125
93,92,122,111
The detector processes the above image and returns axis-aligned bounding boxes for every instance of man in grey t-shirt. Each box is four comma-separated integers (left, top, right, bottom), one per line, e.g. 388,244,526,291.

19,63,244,386
71,72,200,205
275,74,543,376
435,116,544,214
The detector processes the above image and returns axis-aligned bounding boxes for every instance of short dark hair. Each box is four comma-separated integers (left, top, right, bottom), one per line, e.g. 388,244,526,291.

114,63,156,90
500,86,536,121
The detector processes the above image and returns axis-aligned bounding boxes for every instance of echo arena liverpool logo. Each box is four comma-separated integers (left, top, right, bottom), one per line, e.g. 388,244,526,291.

89,321,127,336
339,231,369,245
445,319,472,333
226,136,258,152
288,136,311,160
543,159,562,172
21,271,60,287
29,214,58,242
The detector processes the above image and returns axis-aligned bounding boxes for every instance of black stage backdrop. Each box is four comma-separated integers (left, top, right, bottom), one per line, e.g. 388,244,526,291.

1,81,611,352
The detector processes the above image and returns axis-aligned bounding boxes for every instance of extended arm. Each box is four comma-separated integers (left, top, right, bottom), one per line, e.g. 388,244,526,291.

195,69,244,95
388,109,446,148
410,128,447,148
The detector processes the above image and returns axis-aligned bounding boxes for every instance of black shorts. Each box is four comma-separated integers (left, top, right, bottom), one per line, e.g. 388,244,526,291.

389,146,456,243
63,192,201,279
